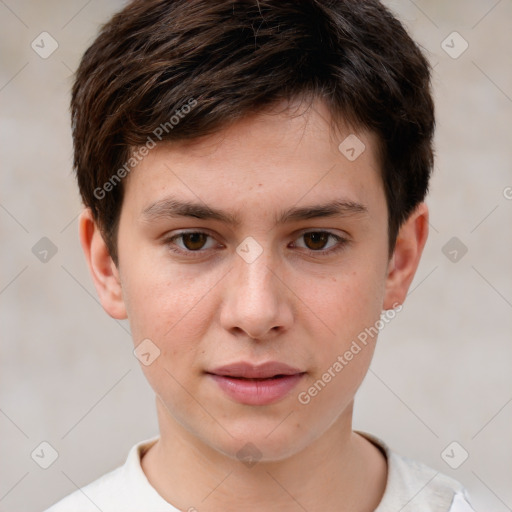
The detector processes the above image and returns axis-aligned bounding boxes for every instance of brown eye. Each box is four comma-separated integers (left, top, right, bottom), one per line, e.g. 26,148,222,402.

179,232,209,250
165,231,216,255
303,232,330,251
293,231,348,255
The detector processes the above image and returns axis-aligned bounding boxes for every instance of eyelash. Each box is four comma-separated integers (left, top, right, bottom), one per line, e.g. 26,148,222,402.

163,230,349,257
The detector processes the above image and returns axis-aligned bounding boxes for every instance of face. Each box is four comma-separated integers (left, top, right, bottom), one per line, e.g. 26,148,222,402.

83,98,425,463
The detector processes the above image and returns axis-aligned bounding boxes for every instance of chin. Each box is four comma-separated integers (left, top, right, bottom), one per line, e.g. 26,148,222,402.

197,416,320,465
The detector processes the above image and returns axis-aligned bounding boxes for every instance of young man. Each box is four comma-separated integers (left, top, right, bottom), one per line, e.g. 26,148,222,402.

46,0,475,510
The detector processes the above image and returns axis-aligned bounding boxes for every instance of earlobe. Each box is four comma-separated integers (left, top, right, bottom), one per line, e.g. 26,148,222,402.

78,208,127,319
383,203,429,310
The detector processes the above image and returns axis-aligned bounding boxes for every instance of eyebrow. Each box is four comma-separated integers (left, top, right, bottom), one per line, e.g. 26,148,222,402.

140,196,368,227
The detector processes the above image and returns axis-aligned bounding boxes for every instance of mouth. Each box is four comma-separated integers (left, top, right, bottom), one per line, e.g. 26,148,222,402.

215,375,298,381
207,361,304,379
205,361,306,405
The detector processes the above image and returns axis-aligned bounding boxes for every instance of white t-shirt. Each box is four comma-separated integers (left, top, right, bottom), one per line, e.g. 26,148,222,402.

44,432,475,511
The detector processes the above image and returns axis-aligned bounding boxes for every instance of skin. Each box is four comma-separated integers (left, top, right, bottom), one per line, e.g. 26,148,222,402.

79,98,429,512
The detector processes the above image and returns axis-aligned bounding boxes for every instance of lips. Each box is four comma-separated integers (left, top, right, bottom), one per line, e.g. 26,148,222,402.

207,361,304,379
206,361,306,405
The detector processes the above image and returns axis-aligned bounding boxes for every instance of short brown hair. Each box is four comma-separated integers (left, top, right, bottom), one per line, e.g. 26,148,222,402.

71,0,435,265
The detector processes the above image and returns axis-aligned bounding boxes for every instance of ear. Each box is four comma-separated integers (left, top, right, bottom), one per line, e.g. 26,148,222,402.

78,208,127,319
383,202,429,310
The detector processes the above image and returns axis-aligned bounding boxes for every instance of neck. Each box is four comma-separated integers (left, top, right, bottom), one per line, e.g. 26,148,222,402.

141,397,387,512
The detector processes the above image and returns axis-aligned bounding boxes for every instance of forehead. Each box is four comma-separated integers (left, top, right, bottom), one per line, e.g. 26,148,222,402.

121,98,385,221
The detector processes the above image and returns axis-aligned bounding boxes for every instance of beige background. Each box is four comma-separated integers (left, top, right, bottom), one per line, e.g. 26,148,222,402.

1,0,511,510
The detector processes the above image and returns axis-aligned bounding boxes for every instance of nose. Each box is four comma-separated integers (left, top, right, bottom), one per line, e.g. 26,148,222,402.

219,240,293,341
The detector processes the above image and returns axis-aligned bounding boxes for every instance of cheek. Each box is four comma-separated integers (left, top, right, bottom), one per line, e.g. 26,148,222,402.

294,258,387,406
302,265,387,343
295,273,382,417
121,254,212,342
124,267,211,411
